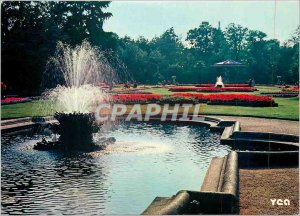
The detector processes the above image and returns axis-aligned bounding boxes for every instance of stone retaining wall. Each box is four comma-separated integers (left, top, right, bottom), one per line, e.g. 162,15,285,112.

143,152,239,215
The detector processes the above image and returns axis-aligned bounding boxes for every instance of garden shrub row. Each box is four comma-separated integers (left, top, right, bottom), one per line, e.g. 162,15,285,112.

195,84,250,87
171,93,278,107
260,91,299,98
1,97,32,105
111,93,277,107
168,87,256,92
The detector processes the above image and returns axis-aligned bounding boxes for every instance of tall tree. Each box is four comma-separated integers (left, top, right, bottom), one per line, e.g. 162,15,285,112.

151,27,183,81
225,23,248,60
1,1,115,95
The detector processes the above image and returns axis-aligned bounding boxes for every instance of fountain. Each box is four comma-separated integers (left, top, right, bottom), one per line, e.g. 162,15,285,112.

34,41,115,151
215,75,224,88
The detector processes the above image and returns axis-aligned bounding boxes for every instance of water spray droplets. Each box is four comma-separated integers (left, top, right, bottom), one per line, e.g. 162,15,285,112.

45,41,113,114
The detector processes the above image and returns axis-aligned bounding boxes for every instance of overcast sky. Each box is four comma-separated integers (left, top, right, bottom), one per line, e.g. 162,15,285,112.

103,0,299,42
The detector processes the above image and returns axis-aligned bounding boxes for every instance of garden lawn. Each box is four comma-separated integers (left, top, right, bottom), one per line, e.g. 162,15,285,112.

1,86,299,120
1,97,298,120
140,85,281,95
1,100,55,119
199,97,299,120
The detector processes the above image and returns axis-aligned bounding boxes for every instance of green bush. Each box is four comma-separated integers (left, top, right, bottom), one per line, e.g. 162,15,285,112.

157,96,198,105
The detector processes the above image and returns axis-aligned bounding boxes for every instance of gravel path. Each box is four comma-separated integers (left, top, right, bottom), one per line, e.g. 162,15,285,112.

239,168,299,215
211,115,299,135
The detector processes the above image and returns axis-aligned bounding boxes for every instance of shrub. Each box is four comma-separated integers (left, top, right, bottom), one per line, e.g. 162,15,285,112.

196,87,256,92
111,94,161,104
169,93,277,107
157,96,198,105
196,84,250,87
1,97,32,105
168,87,256,92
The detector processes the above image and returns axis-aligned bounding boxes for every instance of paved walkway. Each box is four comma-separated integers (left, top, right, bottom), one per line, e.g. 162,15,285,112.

211,115,299,135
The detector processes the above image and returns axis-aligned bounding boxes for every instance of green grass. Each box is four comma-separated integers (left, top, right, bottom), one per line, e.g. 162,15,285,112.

200,97,299,120
140,86,299,120
1,86,299,120
142,87,171,95
1,100,55,119
141,85,282,95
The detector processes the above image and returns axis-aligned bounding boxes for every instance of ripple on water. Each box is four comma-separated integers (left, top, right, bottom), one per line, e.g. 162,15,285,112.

1,121,231,214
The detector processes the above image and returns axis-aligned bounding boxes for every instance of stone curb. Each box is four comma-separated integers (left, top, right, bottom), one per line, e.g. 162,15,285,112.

1,116,56,134
143,152,239,215
220,121,299,151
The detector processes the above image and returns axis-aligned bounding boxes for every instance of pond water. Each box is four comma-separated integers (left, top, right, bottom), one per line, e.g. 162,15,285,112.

1,121,231,215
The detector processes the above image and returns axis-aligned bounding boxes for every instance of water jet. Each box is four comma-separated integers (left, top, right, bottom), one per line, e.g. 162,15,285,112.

35,41,115,151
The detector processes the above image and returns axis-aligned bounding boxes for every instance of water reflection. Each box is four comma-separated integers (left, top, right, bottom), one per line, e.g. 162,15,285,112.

1,122,231,214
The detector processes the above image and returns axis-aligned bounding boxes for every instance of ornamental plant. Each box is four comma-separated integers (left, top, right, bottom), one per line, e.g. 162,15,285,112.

110,93,277,107
1,97,32,105
196,84,250,87
168,87,256,92
111,94,161,104
169,93,277,107
157,96,198,105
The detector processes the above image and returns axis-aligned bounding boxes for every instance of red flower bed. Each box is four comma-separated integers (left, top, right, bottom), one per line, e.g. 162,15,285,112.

196,84,250,87
110,93,277,107
204,94,276,106
170,93,276,107
1,97,32,105
168,87,200,92
168,86,255,92
196,87,255,92
276,85,299,91
281,86,299,92
260,91,299,98
170,93,207,101
111,94,161,104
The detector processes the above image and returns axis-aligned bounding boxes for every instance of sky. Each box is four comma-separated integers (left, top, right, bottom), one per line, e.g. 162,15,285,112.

103,0,299,42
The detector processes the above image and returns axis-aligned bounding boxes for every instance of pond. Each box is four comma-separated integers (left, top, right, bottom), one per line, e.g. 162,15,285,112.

1,121,231,215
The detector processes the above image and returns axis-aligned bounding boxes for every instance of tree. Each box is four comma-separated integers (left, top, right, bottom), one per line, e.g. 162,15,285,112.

1,1,49,95
1,1,116,95
185,22,229,83
117,23,298,85
151,28,183,81
225,23,248,60
285,26,299,84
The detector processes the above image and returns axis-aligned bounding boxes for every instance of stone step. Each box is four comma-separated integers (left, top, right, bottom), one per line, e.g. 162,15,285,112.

231,131,299,143
200,156,226,192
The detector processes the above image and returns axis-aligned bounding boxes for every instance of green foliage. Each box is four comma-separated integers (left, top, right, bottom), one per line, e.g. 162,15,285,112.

1,1,115,95
157,96,198,105
1,2,299,95
118,21,299,85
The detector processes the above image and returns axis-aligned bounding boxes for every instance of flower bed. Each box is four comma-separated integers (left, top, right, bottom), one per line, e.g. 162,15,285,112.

260,92,299,98
168,87,256,92
168,87,200,92
1,97,32,105
196,84,250,87
157,96,198,105
110,91,153,94
196,87,256,92
281,86,299,92
170,93,277,107
205,94,277,106
111,94,161,104
170,93,207,101
110,93,277,107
